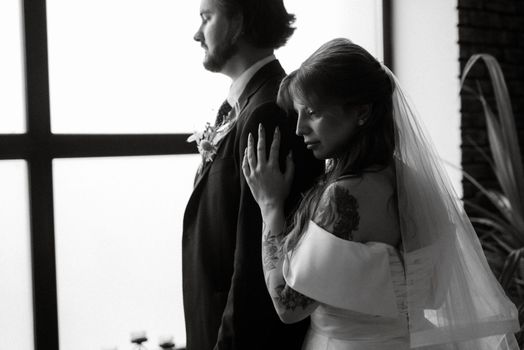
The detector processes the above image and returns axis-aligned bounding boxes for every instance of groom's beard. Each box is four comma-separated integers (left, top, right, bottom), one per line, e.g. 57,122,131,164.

203,33,239,72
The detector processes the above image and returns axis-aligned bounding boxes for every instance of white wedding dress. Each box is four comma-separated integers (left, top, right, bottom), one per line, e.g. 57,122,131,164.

284,215,519,350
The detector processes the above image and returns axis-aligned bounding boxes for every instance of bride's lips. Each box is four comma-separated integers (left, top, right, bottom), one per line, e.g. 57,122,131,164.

305,141,320,150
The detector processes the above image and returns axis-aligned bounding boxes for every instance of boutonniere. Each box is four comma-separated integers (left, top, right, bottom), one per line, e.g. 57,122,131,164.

187,122,219,163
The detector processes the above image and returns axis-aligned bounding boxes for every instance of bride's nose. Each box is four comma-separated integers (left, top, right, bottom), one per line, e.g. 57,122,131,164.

295,111,310,136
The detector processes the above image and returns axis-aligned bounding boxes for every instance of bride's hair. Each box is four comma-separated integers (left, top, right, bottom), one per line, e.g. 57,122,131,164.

277,38,395,251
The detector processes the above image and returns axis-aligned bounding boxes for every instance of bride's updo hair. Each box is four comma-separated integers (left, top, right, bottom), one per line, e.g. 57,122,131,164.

277,38,395,251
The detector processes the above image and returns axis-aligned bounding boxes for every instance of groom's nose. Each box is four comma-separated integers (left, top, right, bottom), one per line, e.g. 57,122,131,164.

194,27,203,43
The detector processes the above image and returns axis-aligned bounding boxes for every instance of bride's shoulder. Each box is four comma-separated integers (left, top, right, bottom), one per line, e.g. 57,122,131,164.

312,168,398,243
328,167,395,199
311,179,363,241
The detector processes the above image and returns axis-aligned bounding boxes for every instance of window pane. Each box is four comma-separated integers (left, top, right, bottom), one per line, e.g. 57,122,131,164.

53,155,200,350
0,161,34,350
279,0,383,68
0,0,25,133
393,0,462,195
47,0,229,134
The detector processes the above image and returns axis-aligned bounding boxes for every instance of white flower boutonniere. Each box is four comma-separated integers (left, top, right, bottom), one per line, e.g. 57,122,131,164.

187,122,219,163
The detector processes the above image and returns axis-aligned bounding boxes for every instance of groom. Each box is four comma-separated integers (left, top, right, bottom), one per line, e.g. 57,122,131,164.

182,0,323,349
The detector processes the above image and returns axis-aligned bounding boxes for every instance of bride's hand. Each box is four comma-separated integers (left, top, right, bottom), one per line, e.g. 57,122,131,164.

242,124,294,215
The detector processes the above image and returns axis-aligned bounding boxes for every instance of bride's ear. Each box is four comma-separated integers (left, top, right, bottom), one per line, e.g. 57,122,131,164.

356,104,371,126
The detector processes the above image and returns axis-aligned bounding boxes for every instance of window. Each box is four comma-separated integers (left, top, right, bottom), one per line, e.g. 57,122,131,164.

0,161,33,350
0,1,387,349
46,0,229,134
392,0,461,195
53,155,199,349
280,0,384,67
0,0,25,133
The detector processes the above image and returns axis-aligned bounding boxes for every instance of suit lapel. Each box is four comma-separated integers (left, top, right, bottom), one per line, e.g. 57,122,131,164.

185,60,286,219
236,60,285,117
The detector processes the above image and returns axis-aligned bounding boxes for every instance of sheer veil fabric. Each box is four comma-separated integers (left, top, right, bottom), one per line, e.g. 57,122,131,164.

386,66,520,349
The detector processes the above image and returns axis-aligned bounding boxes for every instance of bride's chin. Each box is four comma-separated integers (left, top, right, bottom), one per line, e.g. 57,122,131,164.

312,150,328,160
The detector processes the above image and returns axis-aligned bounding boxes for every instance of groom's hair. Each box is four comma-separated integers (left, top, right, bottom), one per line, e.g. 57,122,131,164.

215,0,295,49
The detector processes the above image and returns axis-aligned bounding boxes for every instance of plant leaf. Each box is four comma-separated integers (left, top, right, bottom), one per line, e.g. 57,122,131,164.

461,54,524,240
470,218,516,253
499,248,524,288
464,199,523,245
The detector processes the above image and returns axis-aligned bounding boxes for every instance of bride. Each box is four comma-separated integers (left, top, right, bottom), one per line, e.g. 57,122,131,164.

242,38,519,349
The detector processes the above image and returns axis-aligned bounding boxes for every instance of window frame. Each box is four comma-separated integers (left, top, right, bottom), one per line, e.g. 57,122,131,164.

0,1,392,349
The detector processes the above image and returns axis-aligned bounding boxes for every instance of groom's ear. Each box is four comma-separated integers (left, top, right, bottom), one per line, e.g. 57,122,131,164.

230,12,244,42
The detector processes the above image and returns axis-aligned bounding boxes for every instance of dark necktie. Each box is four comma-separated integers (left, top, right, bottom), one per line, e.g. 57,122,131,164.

215,99,233,127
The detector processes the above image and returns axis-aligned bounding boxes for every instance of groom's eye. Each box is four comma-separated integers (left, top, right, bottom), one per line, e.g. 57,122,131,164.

200,13,211,23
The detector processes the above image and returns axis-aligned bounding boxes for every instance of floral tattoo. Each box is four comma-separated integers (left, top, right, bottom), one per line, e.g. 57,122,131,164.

262,228,283,272
314,185,360,240
275,284,315,310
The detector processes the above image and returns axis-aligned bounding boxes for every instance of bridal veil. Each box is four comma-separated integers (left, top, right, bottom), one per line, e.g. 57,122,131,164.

387,67,520,349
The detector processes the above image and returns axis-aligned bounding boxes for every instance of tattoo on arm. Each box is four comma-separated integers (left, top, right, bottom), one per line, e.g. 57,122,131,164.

275,284,315,310
314,185,360,240
262,229,283,272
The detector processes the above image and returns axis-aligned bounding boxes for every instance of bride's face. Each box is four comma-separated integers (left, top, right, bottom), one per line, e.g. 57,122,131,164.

293,98,364,159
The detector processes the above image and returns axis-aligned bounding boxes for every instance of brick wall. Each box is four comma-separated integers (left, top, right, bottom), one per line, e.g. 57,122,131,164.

458,0,524,205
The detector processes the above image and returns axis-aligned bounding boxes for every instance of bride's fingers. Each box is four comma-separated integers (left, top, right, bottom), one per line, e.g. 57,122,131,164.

242,149,251,178
247,133,257,170
268,127,280,166
257,124,267,166
284,151,295,185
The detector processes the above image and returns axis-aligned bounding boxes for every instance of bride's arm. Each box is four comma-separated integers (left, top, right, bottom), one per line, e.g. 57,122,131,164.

242,125,318,323
260,206,318,324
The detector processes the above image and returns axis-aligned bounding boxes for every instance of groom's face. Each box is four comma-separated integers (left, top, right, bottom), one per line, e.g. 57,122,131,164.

194,0,240,72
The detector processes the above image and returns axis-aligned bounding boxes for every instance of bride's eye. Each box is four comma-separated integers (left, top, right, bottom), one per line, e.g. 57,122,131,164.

306,107,316,116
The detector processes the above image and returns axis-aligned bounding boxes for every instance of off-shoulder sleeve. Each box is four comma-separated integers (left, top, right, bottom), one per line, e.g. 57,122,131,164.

282,220,399,318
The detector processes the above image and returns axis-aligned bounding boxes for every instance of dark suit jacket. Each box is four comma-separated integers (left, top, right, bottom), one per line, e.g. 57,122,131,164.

182,60,324,350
